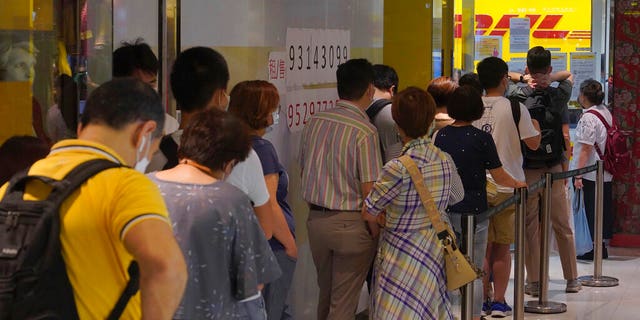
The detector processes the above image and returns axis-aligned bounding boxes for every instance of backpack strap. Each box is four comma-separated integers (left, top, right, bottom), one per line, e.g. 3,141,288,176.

51,159,140,319
366,99,391,122
52,159,123,203
585,110,611,160
508,97,521,138
3,171,58,203
107,261,140,320
586,109,612,130
520,85,534,100
159,134,180,170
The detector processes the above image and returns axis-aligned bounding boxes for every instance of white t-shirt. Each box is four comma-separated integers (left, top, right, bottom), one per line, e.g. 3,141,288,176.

226,149,270,206
474,96,540,193
147,129,270,207
164,113,180,135
573,104,613,182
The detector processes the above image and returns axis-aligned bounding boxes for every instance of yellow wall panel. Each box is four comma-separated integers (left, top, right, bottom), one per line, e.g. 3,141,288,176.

34,0,54,31
0,1,32,30
384,1,433,89
0,82,33,144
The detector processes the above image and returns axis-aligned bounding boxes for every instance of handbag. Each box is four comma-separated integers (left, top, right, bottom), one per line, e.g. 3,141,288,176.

572,186,593,256
398,155,483,291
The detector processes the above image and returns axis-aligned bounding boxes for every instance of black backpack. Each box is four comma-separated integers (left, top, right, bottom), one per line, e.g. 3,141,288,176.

519,86,566,168
0,159,139,320
159,134,180,170
366,99,391,122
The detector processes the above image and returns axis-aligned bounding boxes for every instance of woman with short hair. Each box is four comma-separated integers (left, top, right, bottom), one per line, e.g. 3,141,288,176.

573,79,613,260
363,87,464,319
427,76,458,132
228,80,297,320
149,109,281,319
434,85,526,318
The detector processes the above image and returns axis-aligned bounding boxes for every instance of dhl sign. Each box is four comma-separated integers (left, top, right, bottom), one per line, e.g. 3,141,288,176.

454,14,591,40
453,0,592,69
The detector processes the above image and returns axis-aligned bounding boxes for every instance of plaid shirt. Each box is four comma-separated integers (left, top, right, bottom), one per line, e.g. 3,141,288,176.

365,138,464,232
365,138,463,319
299,100,382,211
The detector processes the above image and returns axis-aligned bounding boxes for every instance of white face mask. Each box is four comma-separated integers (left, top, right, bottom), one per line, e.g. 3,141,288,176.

266,110,280,133
223,94,230,111
134,133,152,173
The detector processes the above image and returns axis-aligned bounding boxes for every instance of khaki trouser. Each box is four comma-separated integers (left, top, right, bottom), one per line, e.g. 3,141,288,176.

524,164,578,282
307,210,377,320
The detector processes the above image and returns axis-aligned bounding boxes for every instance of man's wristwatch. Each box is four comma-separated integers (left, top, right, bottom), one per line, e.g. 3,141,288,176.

519,74,525,83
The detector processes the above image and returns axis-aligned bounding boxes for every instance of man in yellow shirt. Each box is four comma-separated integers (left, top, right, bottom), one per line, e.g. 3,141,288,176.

0,78,187,319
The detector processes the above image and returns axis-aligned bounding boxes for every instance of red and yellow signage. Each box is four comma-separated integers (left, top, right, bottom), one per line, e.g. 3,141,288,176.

454,0,592,68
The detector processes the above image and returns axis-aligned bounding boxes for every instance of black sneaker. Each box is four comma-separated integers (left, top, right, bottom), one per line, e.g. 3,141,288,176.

577,250,594,261
577,244,609,261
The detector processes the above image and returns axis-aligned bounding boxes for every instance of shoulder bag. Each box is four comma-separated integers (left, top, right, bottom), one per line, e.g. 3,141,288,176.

398,155,483,291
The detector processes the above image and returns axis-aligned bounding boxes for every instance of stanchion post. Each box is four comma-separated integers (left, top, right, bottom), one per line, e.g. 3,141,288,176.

513,187,527,320
579,160,619,287
525,173,566,314
461,214,474,320
594,160,604,278
538,172,552,304
593,161,604,279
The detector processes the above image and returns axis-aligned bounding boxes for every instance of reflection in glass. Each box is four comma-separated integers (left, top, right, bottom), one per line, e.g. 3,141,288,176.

0,0,113,145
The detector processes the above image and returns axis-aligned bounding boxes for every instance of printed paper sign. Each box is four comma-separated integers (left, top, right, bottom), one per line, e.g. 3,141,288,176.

551,53,568,73
509,18,530,53
475,36,503,60
285,88,339,132
285,28,350,86
570,52,598,100
268,51,287,95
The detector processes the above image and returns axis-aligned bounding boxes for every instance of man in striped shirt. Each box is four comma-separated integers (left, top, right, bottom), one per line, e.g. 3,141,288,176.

299,58,383,320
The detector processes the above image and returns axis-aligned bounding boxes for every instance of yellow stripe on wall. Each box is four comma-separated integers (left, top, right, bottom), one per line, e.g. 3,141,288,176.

384,1,434,90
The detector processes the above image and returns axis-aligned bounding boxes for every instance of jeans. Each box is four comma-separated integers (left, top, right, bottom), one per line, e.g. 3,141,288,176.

263,249,297,320
449,213,489,317
239,295,267,320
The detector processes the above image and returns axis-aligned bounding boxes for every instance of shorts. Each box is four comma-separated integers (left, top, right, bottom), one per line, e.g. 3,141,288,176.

487,191,515,244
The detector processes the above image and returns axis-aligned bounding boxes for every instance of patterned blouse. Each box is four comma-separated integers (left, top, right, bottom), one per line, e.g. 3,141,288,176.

365,137,464,231
149,176,281,319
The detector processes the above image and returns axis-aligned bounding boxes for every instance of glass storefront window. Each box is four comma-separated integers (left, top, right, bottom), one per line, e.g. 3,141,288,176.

453,0,593,89
0,0,113,145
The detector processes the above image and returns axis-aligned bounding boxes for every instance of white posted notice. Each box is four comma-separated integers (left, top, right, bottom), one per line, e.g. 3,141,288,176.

285,88,339,133
285,28,350,86
570,52,599,100
510,18,530,53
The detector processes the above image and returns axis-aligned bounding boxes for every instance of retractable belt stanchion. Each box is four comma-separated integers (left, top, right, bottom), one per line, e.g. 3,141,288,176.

513,187,527,320
525,173,567,314
461,214,475,320
579,160,619,287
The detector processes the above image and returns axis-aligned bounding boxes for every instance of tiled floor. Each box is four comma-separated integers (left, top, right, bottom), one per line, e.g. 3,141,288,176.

290,243,639,319
454,247,640,319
